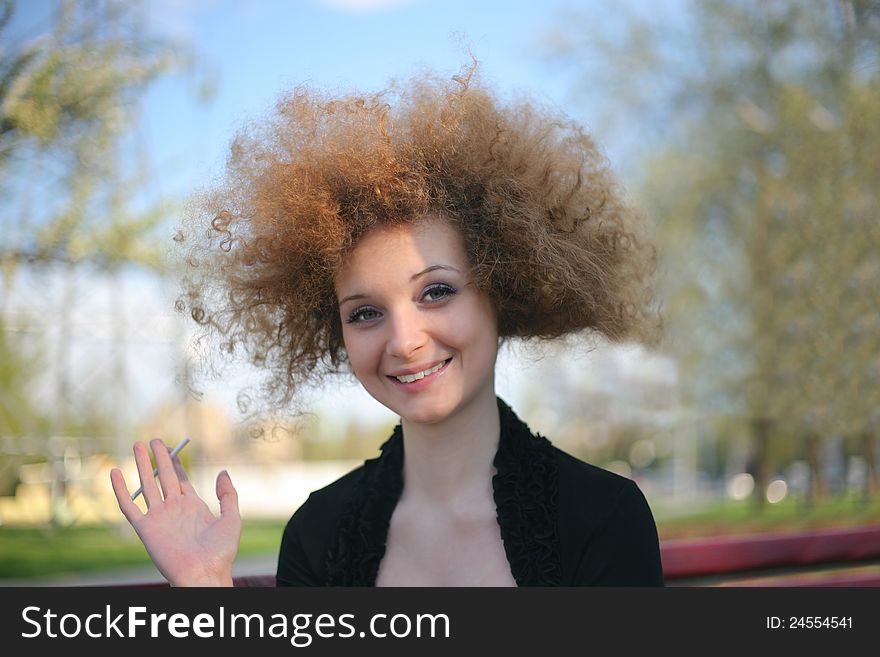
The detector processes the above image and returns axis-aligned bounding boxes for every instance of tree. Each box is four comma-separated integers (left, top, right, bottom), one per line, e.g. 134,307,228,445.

0,0,199,274
0,0,208,524
543,0,880,507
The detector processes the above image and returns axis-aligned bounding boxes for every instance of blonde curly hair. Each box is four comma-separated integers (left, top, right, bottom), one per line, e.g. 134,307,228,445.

176,64,660,416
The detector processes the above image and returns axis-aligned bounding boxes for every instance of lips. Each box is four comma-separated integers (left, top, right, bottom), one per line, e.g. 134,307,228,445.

387,357,453,388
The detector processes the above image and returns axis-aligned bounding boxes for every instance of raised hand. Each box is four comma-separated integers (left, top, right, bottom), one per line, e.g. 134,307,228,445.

110,439,241,587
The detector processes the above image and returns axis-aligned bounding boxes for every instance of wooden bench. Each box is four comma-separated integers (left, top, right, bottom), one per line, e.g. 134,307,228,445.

118,525,880,587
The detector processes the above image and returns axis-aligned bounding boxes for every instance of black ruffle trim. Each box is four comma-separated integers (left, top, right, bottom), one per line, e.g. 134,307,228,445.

325,397,561,586
492,399,562,585
325,425,404,586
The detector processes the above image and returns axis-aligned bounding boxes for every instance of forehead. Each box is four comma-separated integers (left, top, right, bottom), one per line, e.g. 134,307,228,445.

335,217,468,292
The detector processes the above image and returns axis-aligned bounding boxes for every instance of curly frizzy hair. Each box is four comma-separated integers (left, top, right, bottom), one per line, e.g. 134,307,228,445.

177,64,660,415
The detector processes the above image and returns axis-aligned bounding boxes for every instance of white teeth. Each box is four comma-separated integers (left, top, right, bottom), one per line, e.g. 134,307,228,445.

395,360,447,383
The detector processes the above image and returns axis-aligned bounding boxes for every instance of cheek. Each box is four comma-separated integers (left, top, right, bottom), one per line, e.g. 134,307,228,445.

473,310,500,362
459,299,498,340
447,306,498,359
341,330,379,378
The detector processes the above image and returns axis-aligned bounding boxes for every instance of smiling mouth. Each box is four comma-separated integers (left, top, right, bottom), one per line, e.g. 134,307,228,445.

389,358,453,384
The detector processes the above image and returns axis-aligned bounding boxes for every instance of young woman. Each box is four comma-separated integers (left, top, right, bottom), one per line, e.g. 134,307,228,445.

110,65,664,587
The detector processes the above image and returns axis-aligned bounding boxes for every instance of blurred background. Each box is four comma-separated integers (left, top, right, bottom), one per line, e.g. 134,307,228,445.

0,0,878,584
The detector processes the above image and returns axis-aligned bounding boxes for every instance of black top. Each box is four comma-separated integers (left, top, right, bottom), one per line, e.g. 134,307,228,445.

276,398,664,586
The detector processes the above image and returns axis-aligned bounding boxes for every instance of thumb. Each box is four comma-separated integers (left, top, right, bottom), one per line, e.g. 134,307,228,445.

216,470,240,520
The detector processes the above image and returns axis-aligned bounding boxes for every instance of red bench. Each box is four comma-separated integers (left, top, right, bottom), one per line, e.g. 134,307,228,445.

660,525,880,586
119,525,880,587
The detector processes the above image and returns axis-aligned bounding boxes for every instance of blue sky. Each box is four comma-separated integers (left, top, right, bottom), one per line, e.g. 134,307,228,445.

139,0,610,199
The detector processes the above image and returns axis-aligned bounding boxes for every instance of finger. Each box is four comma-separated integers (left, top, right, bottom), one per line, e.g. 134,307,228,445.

133,441,161,508
110,468,143,524
169,448,196,495
151,439,181,500
216,470,240,521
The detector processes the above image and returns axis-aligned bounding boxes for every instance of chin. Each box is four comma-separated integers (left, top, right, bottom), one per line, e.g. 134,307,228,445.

398,405,455,426
374,390,461,426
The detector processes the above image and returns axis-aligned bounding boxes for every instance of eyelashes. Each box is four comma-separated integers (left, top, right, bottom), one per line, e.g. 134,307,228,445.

422,282,458,302
346,306,381,324
345,283,458,324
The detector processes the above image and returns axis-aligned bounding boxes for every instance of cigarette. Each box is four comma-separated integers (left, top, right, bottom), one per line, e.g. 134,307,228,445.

131,437,192,501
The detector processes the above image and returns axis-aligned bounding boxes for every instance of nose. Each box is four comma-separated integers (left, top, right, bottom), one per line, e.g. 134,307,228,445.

385,305,427,359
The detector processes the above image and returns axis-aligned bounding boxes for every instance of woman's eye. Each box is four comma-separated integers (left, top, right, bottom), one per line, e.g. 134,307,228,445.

422,283,457,303
347,307,381,324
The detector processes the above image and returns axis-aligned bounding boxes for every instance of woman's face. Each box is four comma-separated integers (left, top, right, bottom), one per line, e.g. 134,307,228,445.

335,216,499,425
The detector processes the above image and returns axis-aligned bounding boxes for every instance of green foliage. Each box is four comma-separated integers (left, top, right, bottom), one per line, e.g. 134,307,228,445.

0,319,47,436
0,0,206,273
0,317,49,496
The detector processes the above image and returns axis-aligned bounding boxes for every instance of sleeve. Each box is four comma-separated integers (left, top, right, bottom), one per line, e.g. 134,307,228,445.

573,479,665,586
276,494,323,586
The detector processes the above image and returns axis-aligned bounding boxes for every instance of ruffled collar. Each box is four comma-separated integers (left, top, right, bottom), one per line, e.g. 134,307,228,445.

325,397,562,586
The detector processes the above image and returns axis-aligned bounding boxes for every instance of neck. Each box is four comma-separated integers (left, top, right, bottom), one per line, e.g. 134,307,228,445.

399,386,500,507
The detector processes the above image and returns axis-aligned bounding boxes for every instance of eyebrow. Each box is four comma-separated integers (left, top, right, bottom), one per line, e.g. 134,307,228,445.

411,264,459,281
338,264,460,306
